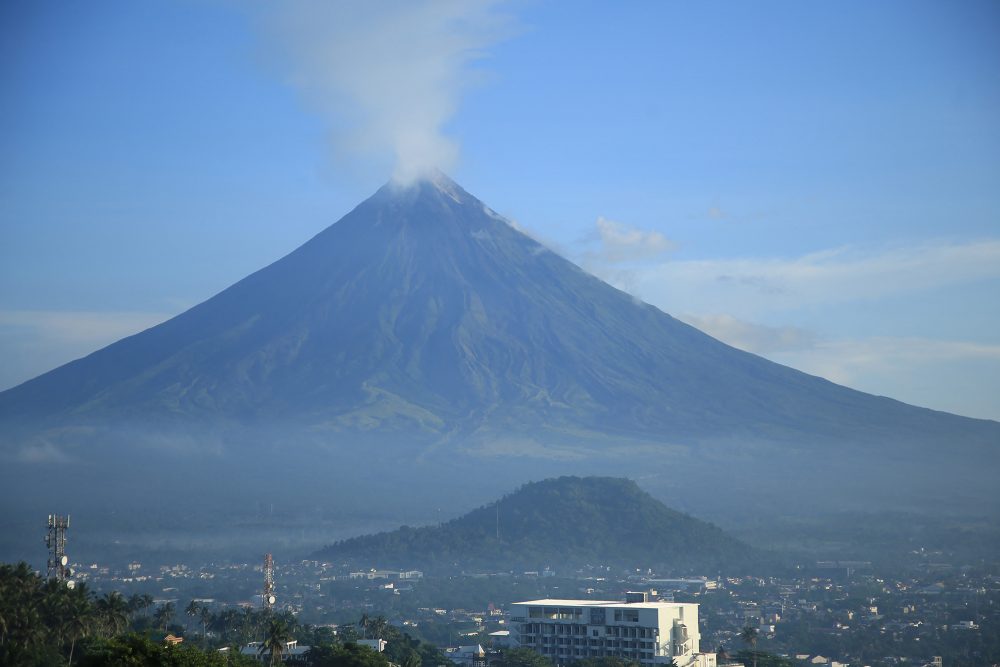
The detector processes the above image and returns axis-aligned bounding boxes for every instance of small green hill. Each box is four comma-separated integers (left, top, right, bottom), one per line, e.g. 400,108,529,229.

313,476,751,572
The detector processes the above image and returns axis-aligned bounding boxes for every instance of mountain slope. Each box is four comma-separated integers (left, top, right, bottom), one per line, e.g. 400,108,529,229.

1,174,995,453
313,476,751,572
0,174,997,528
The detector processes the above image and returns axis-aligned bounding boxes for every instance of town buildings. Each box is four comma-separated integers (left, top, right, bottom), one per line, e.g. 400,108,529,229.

509,595,716,667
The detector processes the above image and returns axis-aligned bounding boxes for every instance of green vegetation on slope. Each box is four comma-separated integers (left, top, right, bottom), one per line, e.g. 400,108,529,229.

314,476,752,572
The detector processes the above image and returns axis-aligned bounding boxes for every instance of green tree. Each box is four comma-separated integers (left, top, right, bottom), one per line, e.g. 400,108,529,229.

154,601,176,632
733,651,792,667
493,647,553,667
740,626,759,667
62,587,95,665
140,593,155,619
359,612,371,639
574,658,641,667
78,632,259,666
261,617,292,667
369,615,389,640
401,652,422,667
338,624,360,643
187,599,201,632
200,606,213,646
306,642,391,667
96,591,130,637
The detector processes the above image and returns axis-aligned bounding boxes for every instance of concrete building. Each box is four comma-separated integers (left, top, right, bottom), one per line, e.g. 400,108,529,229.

509,596,716,667
240,640,310,663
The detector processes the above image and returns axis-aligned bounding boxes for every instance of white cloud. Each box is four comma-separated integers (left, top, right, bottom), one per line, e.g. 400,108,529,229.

0,309,171,390
679,313,816,355
255,1,515,184
0,310,170,345
773,336,1000,385
607,239,1000,319
773,336,1000,421
676,310,1000,421
586,216,676,264
706,206,726,220
16,440,74,464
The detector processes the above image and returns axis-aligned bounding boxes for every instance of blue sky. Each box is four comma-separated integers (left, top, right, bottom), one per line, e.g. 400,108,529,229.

2,0,999,419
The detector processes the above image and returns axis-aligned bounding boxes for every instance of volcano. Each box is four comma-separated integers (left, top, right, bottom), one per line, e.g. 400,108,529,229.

1,174,997,522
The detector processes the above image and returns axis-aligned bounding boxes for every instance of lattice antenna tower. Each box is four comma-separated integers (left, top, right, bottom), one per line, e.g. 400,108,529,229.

45,514,71,582
262,553,276,611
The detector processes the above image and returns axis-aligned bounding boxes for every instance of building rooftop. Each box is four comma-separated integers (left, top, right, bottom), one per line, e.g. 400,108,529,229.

512,598,695,609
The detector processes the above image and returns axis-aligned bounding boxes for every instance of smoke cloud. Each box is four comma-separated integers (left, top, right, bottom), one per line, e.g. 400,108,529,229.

255,1,514,184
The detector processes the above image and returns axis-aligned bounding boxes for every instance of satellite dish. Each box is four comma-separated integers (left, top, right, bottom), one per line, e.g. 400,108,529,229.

267,595,276,605
60,555,68,566
66,580,76,590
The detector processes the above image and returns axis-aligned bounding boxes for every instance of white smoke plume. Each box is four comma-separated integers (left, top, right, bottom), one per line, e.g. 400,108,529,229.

254,1,514,184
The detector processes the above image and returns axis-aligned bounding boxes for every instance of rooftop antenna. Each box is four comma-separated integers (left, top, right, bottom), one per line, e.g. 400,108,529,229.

262,553,276,611
496,500,501,543
45,514,71,583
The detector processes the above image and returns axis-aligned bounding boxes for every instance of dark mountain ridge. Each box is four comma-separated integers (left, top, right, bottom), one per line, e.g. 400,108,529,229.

312,476,752,572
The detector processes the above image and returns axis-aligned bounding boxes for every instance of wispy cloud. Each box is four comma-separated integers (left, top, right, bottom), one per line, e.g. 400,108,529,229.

579,238,1000,420
595,239,1000,319
0,310,169,345
595,216,675,262
775,336,1000,386
0,310,171,390
254,1,516,184
676,310,1000,420
679,313,816,355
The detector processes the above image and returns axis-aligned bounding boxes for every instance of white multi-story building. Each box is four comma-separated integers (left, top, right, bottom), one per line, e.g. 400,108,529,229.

509,596,716,667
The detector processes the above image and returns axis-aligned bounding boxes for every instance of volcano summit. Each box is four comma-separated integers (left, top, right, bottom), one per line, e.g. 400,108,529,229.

1,174,997,522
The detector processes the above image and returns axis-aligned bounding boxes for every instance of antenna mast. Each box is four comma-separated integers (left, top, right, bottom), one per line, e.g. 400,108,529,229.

262,553,276,611
45,514,71,583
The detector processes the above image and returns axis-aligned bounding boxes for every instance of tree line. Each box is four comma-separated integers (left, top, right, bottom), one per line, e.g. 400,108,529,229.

0,561,447,667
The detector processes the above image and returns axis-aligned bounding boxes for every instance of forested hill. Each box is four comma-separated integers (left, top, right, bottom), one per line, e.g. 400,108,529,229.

313,477,752,573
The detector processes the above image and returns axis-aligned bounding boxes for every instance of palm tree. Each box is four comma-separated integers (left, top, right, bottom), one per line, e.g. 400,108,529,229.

238,606,259,646
96,591,129,637
369,615,389,640
186,600,201,632
62,591,94,666
140,594,154,619
358,612,370,639
740,626,759,667
260,617,292,666
126,594,142,620
154,602,175,632
200,606,212,646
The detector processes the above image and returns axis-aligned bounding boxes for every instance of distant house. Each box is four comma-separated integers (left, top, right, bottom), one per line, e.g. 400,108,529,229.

240,640,311,663
445,644,486,667
488,630,511,648
358,639,387,653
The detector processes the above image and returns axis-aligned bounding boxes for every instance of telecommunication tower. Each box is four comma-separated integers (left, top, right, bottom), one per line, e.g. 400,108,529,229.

45,514,71,582
262,553,276,610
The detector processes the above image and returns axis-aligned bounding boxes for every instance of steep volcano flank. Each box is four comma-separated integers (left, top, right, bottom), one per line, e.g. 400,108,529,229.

0,173,998,456
313,476,751,572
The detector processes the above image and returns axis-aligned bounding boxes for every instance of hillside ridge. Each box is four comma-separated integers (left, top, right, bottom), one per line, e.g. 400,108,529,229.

313,476,752,573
